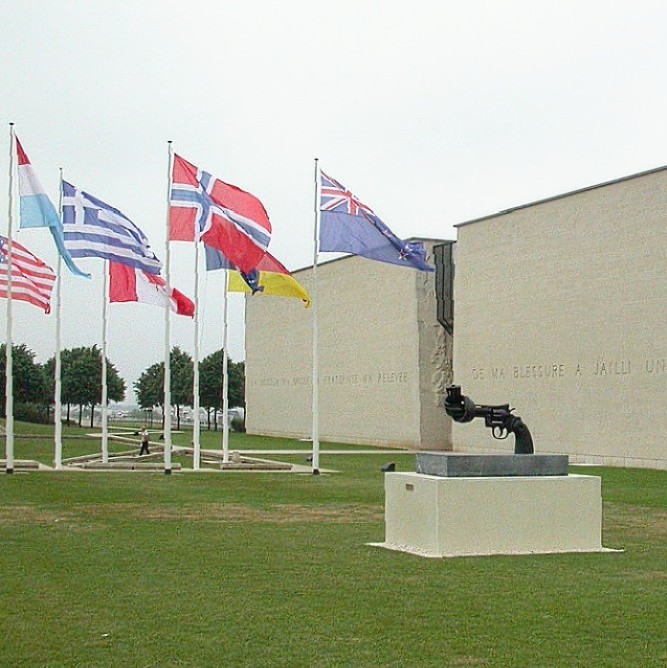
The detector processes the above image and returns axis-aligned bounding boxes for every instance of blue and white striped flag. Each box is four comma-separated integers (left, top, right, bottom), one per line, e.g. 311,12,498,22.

62,181,162,275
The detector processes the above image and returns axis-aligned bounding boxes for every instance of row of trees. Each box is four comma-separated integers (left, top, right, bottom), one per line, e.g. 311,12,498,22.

0,343,245,429
0,344,125,426
134,347,245,430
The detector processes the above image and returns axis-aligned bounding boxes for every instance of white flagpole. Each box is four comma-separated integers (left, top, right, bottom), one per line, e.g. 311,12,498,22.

222,270,230,464
163,141,173,474
54,168,64,469
192,241,201,470
100,262,109,462
4,123,16,475
311,158,320,475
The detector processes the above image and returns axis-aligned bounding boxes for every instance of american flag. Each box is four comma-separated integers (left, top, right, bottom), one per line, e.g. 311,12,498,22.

61,181,162,275
169,154,271,275
0,236,56,313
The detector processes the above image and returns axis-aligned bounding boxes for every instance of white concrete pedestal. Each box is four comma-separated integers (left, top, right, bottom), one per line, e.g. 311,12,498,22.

376,472,608,557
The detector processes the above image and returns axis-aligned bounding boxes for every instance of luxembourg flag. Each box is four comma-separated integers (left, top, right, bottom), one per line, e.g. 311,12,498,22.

108,261,194,317
16,137,90,278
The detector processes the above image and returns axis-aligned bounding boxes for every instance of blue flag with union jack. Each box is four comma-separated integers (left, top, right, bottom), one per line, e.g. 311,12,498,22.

318,171,433,271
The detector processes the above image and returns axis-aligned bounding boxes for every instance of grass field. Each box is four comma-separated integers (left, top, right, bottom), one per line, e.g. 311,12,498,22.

1,425,666,667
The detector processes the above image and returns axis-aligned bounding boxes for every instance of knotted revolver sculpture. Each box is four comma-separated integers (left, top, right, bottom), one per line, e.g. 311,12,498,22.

444,384,534,454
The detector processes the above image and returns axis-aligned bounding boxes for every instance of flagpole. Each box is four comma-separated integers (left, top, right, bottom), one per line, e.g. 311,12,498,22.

101,262,109,463
54,168,64,469
193,240,201,470
163,141,173,474
4,124,16,474
222,270,230,464
311,158,320,475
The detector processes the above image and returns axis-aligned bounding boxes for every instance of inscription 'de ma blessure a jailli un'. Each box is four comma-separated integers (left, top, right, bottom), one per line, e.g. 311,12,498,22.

470,358,667,381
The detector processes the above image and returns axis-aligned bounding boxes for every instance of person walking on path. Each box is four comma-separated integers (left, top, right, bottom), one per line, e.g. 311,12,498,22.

139,429,150,456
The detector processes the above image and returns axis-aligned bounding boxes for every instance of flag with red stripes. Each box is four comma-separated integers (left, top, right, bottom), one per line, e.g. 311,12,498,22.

0,236,56,313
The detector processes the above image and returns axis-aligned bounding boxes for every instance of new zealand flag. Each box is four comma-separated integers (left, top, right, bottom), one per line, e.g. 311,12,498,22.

319,171,433,271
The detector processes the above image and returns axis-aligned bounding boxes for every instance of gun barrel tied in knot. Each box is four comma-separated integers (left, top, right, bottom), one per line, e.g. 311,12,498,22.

444,384,534,454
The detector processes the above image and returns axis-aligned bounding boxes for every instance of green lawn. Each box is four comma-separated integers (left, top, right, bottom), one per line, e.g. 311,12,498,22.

6,421,327,467
1,427,666,666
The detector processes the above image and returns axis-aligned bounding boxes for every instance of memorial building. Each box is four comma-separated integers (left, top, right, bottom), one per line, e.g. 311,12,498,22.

452,165,667,470
244,166,667,470
243,239,453,449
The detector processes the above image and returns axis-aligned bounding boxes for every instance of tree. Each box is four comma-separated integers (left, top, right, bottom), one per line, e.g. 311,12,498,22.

0,344,48,421
171,347,193,430
56,348,82,424
199,350,245,430
199,349,223,430
42,357,55,423
228,360,245,409
55,346,125,427
134,347,193,430
134,362,163,412
105,359,126,424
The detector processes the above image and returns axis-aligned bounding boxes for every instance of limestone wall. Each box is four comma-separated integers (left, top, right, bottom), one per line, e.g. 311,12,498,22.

245,245,451,449
452,167,667,469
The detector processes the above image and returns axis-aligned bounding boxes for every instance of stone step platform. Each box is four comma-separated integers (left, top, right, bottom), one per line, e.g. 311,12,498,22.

0,459,40,469
72,461,182,471
62,446,165,465
185,447,293,471
217,460,292,471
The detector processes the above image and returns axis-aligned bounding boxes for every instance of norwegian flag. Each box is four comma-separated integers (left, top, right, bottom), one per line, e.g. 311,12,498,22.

0,236,56,313
318,170,433,272
169,154,271,275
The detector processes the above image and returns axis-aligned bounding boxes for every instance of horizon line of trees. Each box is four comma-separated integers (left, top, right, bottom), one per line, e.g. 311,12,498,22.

134,346,245,430
1,343,245,430
0,343,125,426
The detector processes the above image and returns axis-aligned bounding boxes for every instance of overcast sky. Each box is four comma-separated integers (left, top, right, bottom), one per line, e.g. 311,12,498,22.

2,0,667,395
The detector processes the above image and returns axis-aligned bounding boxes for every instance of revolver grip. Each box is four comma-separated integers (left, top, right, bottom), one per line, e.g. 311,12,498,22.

511,418,534,454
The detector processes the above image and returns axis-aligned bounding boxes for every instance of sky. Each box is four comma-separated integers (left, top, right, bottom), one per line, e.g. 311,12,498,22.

2,0,667,397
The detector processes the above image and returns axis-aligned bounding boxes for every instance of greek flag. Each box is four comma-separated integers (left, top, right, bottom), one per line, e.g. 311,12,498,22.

62,181,162,275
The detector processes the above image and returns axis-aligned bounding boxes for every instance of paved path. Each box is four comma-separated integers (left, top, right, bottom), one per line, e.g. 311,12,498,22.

234,449,408,455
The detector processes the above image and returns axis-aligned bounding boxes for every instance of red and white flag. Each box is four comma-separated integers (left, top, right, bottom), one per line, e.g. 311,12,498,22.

109,261,194,317
0,235,56,313
169,154,272,274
